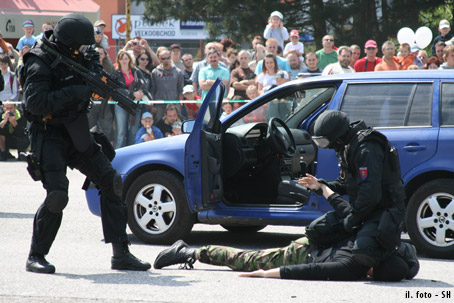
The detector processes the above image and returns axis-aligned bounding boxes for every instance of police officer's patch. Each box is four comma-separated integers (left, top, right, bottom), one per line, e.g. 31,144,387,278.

359,167,368,180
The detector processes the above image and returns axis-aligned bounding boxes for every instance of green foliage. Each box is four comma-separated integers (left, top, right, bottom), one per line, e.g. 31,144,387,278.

134,0,454,51
134,0,313,44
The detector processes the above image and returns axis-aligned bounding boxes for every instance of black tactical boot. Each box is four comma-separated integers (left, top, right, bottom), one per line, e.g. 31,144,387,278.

0,152,6,161
111,242,151,271
154,240,196,269
26,254,56,274
398,242,419,279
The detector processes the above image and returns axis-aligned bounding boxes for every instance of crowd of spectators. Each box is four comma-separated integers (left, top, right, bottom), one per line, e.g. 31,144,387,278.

1,13,454,156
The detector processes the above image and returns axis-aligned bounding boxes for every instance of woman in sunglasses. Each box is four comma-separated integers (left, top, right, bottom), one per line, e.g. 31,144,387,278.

112,50,147,148
135,50,155,115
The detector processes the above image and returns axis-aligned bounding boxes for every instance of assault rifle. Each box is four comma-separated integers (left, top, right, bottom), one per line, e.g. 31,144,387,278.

45,45,138,116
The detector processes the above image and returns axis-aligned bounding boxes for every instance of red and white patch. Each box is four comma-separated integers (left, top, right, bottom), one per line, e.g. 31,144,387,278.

359,167,368,180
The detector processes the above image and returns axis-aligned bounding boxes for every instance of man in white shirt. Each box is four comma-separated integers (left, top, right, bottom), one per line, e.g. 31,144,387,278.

322,46,355,75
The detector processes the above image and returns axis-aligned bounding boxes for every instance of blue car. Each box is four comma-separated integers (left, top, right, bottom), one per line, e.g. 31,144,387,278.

87,72,454,258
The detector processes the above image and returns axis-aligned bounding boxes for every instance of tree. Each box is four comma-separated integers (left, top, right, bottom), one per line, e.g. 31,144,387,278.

134,0,453,51
134,0,314,45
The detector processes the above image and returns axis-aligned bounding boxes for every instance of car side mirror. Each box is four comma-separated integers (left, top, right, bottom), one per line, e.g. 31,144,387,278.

181,119,195,133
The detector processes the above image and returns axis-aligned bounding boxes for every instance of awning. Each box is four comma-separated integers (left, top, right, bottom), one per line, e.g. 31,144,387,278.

0,0,100,39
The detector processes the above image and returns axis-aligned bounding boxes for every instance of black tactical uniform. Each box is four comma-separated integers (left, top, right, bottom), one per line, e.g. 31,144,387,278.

22,14,150,273
311,110,406,267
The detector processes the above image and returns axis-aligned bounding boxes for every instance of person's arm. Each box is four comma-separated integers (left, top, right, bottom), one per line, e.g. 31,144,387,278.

0,38,8,53
279,258,368,281
263,24,272,39
239,268,281,278
343,141,384,231
198,68,213,90
280,27,289,41
23,56,91,116
11,73,18,100
141,39,160,67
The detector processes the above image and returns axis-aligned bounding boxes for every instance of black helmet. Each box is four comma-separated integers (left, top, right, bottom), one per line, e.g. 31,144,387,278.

312,110,350,149
54,13,95,49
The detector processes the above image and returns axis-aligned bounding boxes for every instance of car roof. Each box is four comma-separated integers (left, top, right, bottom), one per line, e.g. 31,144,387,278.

282,70,454,88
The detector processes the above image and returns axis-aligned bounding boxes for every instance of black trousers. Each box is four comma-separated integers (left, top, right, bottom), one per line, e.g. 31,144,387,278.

29,125,128,256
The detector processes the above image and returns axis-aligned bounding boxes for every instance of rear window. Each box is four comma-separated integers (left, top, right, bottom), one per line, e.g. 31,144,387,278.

340,83,432,127
441,83,454,126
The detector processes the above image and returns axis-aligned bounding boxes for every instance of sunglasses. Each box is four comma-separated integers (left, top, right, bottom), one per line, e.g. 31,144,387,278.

140,57,149,61
160,56,171,60
366,47,376,50
324,39,334,42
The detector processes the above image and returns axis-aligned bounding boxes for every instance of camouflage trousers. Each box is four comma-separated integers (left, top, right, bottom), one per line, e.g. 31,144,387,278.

198,237,310,271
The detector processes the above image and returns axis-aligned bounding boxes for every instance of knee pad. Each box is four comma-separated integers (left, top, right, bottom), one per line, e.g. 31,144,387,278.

45,190,69,214
112,172,123,199
99,171,123,199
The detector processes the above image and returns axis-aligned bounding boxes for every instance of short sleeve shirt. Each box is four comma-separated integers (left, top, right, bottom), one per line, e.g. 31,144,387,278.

199,64,230,100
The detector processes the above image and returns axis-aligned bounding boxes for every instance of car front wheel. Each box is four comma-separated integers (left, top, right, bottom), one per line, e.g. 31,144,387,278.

126,170,194,244
406,178,454,258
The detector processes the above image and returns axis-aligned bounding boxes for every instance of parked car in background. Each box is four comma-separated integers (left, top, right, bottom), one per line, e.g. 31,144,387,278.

86,71,454,258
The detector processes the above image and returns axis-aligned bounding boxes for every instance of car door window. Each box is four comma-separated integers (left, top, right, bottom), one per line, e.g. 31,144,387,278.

341,83,432,127
239,87,335,125
441,83,454,126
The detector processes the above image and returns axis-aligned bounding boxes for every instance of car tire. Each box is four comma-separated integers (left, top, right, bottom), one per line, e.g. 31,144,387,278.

221,225,267,233
126,170,194,244
406,178,454,259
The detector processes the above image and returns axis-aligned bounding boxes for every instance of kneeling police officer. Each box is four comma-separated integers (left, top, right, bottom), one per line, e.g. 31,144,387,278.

22,13,150,273
300,110,412,269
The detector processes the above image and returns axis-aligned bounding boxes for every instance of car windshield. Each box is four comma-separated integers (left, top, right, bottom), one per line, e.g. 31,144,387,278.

235,87,333,124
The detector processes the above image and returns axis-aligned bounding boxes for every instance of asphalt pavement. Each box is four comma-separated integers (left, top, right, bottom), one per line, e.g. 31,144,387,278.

1,160,453,303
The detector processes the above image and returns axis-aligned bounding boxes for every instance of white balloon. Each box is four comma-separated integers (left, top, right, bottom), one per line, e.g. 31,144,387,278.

397,27,415,45
415,26,433,49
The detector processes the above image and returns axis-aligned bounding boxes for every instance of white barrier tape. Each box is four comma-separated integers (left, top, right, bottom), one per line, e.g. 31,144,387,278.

2,99,252,105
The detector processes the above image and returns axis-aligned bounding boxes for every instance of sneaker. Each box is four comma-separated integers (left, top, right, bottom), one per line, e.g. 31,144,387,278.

399,242,419,279
154,240,196,269
26,254,56,274
6,151,15,160
111,252,151,271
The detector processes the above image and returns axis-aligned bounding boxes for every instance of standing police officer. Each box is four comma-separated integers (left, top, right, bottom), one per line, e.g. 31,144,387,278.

22,13,150,273
299,110,409,269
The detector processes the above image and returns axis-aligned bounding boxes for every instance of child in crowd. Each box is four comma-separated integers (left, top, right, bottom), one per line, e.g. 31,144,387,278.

284,30,304,62
35,22,54,41
171,121,182,136
182,84,201,119
134,112,163,144
220,101,233,119
263,11,289,50
398,43,415,70
16,20,37,51
432,19,453,57
243,85,267,123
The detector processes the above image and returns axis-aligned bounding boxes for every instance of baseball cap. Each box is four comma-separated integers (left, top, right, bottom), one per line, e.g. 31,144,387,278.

270,11,283,20
275,70,286,79
94,27,103,35
94,20,106,27
23,20,34,28
183,85,194,94
439,19,450,29
290,29,299,37
142,112,153,119
170,43,181,50
364,40,377,48
410,44,420,52
172,121,182,129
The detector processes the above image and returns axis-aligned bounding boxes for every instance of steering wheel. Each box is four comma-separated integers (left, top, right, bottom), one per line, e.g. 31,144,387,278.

267,117,296,157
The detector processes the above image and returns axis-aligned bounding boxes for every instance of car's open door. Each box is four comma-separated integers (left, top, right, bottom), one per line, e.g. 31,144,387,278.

184,78,225,211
